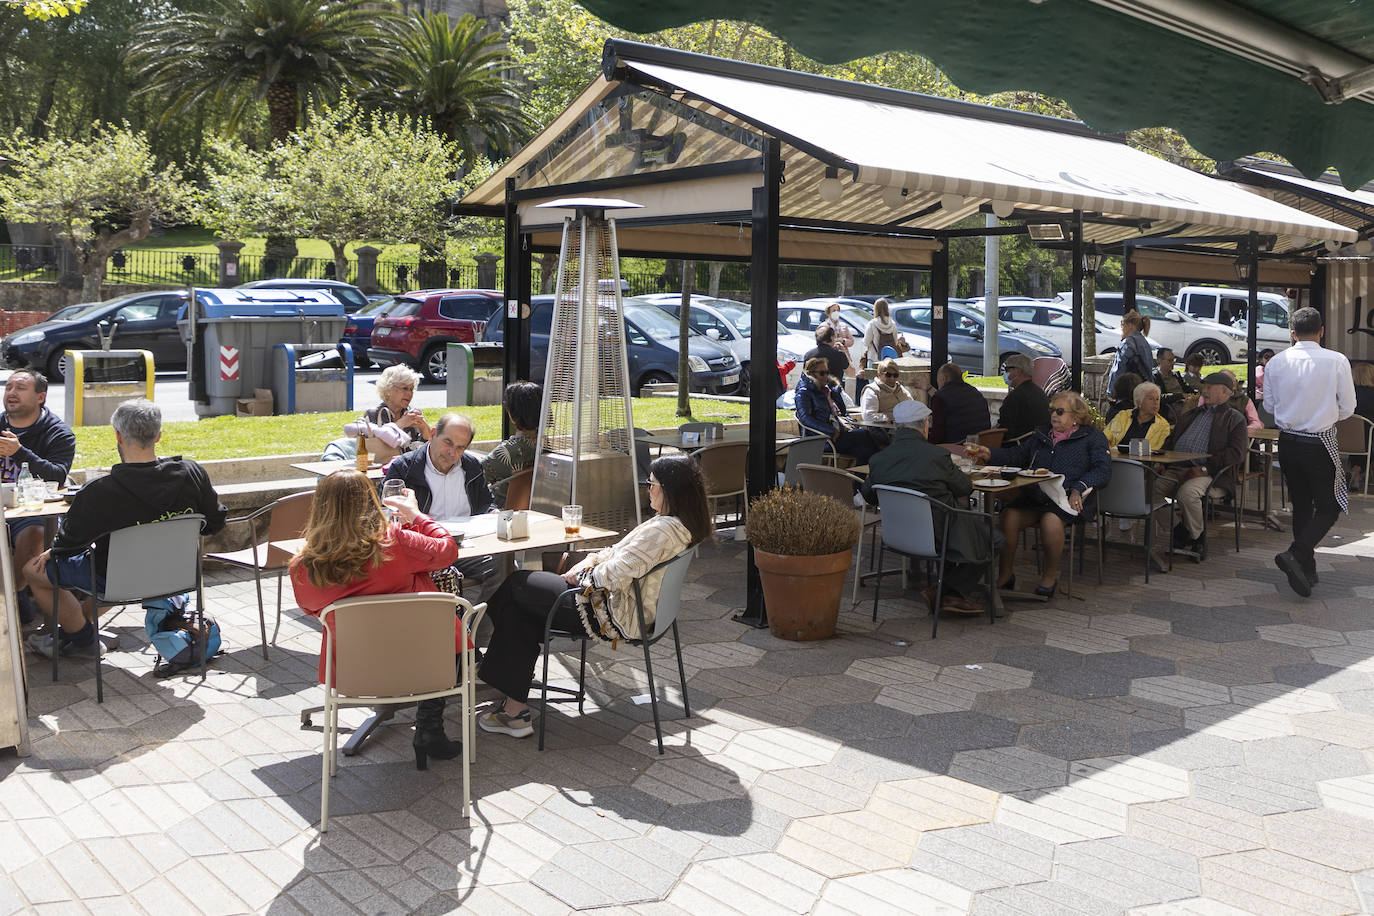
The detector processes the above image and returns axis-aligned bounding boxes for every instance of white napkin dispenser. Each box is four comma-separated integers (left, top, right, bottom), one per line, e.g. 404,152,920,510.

496,509,528,540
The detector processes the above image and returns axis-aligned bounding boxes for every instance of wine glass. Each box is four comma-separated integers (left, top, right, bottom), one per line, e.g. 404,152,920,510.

381,480,405,523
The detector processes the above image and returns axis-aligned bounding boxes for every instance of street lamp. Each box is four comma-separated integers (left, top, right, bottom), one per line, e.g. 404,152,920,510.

1082,246,1104,275
1234,257,1254,282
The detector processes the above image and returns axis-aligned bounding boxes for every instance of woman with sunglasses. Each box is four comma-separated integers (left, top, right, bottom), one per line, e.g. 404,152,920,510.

795,356,884,465
970,391,1111,597
476,455,713,738
859,358,913,423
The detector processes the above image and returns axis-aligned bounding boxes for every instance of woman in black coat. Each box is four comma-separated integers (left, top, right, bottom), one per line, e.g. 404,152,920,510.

971,391,1112,598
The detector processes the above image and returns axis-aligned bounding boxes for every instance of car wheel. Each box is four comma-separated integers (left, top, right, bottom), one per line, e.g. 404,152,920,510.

420,345,446,383
636,370,673,397
737,362,750,396
46,348,71,382
1186,341,1229,366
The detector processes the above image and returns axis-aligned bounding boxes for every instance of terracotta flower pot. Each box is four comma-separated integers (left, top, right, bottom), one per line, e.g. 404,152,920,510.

753,548,852,641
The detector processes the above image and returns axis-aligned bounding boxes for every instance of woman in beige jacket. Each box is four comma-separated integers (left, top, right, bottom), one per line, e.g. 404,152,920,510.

476,455,712,738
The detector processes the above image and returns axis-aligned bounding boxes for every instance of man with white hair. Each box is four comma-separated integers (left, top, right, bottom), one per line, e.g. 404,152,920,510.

24,399,226,659
862,399,996,614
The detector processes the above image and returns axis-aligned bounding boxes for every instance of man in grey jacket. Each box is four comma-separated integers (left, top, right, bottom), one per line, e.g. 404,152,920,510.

862,399,997,614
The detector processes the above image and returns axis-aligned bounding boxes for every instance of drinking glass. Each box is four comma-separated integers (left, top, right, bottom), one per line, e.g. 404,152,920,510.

562,505,583,537
963,434,980,459
381,480,405,523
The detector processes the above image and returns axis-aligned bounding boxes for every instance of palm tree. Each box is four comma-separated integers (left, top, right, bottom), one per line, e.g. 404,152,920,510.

128,0,402,146
371,12,529,163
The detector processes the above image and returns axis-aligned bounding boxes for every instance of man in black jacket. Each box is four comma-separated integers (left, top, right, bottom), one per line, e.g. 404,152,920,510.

3,369,77,622
1157,373,1248,558
929,362,991,444
997,354,1049,441
803,325,851,393
24,399,226,658
384,412,494,582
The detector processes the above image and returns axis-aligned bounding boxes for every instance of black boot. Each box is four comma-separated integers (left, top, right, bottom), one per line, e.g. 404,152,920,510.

413,698,461,770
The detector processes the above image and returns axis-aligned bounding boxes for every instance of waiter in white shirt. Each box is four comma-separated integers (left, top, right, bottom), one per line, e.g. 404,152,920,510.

1263,307,1356,596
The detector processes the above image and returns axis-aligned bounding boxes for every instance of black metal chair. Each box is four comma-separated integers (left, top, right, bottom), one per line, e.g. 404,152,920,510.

537,549,695,754
1097,457,1174,584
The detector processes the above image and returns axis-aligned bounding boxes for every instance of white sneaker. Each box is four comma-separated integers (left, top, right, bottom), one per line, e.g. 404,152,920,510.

477,707,534,738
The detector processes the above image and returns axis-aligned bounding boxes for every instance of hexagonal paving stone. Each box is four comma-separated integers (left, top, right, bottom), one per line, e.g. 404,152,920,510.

1127,797,1267,858
909,822,1056,891
665,852,825,914
1130,675,1231,708
775,673,882,708
1191,765,1323,816
947,746,1068,794
1018,720,1132,761
994,783,1129,845
1031,666,1132,700
803,701,917,741
1068,756,1189,806
1263,808,1374,872
1051,835,1201,909
717,726,842,772
1292,709,1374,749
875,662,1033,716
1229,683,1339,715
1271,662,1373,692
531,836,691,908
813,867,971,915
776,807,923,878
1242,735,1370,782
971,880,1124,915
1318,773,1374,821
631,754,753,807
748,763,876,820
1199,849,1360,916
1255,624,1349,649
1128,729,1247,770
1183,704,1296,742
844,655,940,686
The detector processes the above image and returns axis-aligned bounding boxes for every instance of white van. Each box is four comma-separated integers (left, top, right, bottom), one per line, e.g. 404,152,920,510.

1173,286,1292,355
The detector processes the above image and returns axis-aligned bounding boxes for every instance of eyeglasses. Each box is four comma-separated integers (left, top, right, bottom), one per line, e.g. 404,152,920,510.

1050,407,1068,416
882,372,900,379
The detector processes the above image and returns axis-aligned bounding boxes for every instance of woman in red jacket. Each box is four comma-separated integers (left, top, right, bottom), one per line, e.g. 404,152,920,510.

290,468,462,769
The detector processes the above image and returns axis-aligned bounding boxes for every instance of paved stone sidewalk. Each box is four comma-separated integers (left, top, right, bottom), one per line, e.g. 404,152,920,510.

3,493,1374,914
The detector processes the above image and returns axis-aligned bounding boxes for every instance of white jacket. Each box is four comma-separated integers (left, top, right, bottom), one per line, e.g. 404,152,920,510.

862,316,905,363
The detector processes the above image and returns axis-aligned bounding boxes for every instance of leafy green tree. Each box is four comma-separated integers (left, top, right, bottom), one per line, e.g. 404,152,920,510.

0,125,193,299
372,12,529,161
128,0,401,145
198,104,462,282
12,0,85,20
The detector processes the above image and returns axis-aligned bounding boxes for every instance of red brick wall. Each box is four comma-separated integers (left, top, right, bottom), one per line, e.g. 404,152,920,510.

0,311,50,335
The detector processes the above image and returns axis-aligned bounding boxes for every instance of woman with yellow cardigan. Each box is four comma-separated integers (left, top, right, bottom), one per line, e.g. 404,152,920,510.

1104,381,1171,451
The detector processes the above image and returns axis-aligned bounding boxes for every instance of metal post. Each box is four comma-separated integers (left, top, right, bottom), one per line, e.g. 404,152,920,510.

983,213,999,374
1310,262,1327,323
738,138,780,630
931,241,949,388
502,177,521,438
1245,233,1260,396
1070,211,1084,391
1123,243,1137,314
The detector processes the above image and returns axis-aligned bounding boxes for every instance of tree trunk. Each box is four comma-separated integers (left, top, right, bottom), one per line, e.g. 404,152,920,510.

836,266,854,297
329,241,349,287
537,252,558,293
677,259,694,418
417,239,446,288
1083,272,1098,356
264,79,300,267
708,262,723,297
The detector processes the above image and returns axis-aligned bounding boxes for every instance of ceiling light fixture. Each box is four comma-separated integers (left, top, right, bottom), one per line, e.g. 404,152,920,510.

881,186,907,209
817,166,843,203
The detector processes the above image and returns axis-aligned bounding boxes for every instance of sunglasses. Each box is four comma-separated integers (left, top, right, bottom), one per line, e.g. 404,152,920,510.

1050,407,1068,416
814,370,830,377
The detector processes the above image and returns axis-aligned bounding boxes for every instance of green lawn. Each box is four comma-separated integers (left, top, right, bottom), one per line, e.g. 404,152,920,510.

70,397,788,469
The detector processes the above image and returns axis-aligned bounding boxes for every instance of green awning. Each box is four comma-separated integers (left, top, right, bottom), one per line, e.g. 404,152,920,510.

580,0,1374,187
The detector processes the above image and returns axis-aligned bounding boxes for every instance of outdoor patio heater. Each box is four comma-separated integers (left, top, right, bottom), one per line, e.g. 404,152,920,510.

529,197,644,534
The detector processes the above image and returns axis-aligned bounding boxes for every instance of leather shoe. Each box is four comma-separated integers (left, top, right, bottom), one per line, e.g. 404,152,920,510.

941,593,985,615
1274,551,1312,597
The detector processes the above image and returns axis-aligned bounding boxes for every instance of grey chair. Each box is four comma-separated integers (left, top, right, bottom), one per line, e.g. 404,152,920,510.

1097,457,1174,584
204,491,313,659
537,549,695,754
777,436,828,487
695,441,750,529
1201,462,1244,555
50,514,207,703
870,485,996,637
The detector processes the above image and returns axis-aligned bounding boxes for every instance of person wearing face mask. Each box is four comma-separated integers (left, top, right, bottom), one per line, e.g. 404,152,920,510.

995,354,1048,442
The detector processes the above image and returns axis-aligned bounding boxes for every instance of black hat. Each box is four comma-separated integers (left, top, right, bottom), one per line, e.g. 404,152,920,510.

1201,371,1234,390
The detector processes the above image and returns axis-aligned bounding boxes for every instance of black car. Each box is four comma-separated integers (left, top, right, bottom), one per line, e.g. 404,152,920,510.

2,290,188,381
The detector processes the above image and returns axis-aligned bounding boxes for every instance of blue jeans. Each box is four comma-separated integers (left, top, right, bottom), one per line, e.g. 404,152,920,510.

46,552,104,598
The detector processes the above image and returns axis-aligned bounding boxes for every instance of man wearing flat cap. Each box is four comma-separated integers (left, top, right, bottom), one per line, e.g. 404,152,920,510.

862,399,997,614
1156,371,1248,558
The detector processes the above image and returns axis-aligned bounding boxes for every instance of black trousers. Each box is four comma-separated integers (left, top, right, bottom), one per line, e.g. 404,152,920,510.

1279,432,1341,568
477,570,581,704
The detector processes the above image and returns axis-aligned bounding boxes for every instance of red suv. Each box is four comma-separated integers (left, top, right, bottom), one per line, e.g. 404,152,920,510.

367,288,501,382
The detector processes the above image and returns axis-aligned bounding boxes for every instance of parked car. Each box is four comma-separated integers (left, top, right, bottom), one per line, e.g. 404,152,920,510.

2,289,189,381
965,298,1162,355
236,278,371,313
368,288,502,382
887,300,1060,375
1173,285,1293,355
631,294,815,393
340,295,400,369
480,296,740,396
1055,292,1248,365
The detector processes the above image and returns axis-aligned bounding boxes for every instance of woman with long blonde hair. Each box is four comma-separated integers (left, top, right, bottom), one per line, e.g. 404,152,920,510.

290,469,462,769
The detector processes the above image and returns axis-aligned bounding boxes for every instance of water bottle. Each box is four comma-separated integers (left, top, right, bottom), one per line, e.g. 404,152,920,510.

17,463,41,509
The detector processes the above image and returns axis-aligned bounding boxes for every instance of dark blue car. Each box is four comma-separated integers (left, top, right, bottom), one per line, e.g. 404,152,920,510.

340,295,399,369
481,295,740,395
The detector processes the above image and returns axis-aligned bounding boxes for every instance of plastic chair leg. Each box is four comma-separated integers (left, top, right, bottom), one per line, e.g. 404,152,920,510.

672,621,691,718
252,564,268,661
640,634,665,755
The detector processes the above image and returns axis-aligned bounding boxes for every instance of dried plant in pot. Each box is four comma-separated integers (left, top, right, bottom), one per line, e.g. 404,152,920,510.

748,485,861,641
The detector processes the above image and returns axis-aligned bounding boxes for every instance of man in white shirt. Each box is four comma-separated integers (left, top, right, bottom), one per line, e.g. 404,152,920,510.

1263,307,1356,596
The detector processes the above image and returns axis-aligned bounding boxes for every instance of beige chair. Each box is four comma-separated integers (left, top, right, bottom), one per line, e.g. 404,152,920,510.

319,592,485,831
1337,414,1374,497
695,441,749,528
503,467,535,510
798,463,880,606
976,427,1006,449
204,491,312,659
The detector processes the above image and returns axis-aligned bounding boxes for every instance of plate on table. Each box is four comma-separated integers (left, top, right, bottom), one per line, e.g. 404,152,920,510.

1017,468,1054,479
999,466,1023,477
978,478,1011,488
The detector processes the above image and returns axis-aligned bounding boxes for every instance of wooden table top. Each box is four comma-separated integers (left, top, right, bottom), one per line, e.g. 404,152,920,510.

290,461,385,479
1248,427,1280,442
1132,450,1212,465
277,511,617,560
3,499,70,521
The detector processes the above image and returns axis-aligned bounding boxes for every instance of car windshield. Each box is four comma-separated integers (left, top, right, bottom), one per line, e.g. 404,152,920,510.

64,301,118,321
625,304,687,339
710,301,753,335
356,296,396,317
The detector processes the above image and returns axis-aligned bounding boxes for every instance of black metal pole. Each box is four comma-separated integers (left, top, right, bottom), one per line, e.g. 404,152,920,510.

502,177,521,437
1310,262,1327,324
1123,242,1137,314
931,241,949,388
1070,211,1084,391
737,138,781,630
1245,233,1260,397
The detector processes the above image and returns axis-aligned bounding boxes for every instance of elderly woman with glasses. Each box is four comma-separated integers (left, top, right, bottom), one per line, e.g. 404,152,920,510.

970,391,1111,598
859,358,913,423
795,356,883,465
366,365,431,450
1105,380,1171,451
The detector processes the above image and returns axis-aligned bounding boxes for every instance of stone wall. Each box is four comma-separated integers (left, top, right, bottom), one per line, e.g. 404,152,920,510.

0,281,169,312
